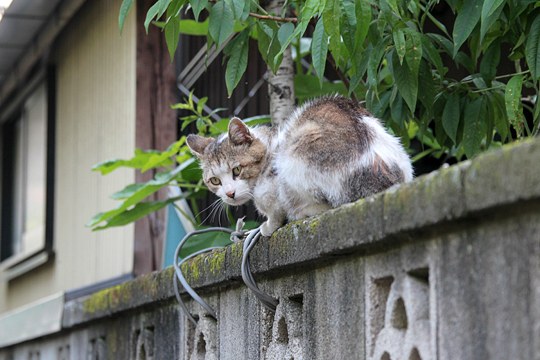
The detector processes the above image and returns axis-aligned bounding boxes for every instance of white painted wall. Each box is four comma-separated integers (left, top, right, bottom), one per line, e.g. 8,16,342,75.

0,0,137,312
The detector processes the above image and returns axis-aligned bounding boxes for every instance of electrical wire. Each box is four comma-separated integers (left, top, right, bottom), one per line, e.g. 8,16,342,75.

173,220,278,325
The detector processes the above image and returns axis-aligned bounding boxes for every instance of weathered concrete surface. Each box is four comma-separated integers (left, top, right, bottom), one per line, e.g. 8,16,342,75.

1,138,540,359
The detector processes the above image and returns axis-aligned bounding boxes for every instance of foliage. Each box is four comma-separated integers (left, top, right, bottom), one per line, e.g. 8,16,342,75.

88,92,269,231
119,0,540,162
93,0,540,235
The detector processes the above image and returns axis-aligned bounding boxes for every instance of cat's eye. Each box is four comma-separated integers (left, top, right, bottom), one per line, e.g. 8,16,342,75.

209,177,221,186
232,166,242,177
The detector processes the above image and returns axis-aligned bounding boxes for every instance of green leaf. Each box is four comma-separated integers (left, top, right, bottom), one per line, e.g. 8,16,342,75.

354,0,371,52
463,97,487,158
178,227,233,259
267,30,284,72
225,30,249,96
340,0,357,56
424,8,450,38
442,94,460,144
274,0,321,62
422,34,445,75
429,33,454,56
393,29,406,64
225,0,244,19
349,52,369,95
385,0,400,15
189,0,208,21
479,40,500,84
208,1,234,46
391,51,418,112
197,97,208,114
178,19,209,36
142,137,186,173
526,14,540,79
277,23,294,47
111,183,146,200
88,165,187,229
92,149,162,175
144,2,161,32
323,0,341,61
256,21,273,63
166,0,186,19
505,75,525,137
171,102,194,110
480,0,505,41
390,93,405,128
367,41,386,88
118,0,134,33
294,74,347,103
157,0,173,18
144,0,173,32
311,18,329,86
404,28,422,79
453,1,482,57
165,15,181,60
418,60,436,110
490,91,509,140
369,89,392,118
92,196,187,231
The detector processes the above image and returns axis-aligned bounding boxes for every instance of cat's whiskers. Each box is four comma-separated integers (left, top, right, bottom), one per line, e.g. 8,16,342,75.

220,202,228,227
209,200,226,225
236,189,255,201
199,198,223,225
195,198,221,219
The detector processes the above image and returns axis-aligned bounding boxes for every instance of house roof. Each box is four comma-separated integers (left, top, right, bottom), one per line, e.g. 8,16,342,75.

0,0,62,85
0,0,88,109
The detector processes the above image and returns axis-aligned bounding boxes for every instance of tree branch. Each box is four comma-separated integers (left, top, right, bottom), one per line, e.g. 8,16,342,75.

208,0,298,23
327,52,356,100
248,12,297,23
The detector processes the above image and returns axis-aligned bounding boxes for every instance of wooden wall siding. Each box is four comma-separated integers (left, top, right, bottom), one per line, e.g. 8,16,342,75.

0,0,137,312
134,0,178,275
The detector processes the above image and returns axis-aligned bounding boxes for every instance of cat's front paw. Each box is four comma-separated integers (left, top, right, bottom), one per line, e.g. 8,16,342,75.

260,220,280,237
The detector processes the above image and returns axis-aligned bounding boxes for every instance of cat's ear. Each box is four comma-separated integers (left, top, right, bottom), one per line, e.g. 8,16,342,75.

228,117,253,146
186,134,214,158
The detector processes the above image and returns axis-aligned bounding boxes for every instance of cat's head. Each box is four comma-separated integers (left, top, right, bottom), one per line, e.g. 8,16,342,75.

186,118,267,206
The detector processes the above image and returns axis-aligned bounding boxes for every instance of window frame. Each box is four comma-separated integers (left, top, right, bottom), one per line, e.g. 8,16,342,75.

0,67,56,279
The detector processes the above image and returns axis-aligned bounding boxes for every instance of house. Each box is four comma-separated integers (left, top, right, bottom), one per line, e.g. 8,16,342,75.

0,0,179,346
0,0,271,348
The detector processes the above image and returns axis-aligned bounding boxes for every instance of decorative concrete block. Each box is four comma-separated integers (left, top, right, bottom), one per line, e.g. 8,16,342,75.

365,243,435,360
261,297,304,360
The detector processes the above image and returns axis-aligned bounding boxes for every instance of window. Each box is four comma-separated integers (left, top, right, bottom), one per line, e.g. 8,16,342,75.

0,70,55,277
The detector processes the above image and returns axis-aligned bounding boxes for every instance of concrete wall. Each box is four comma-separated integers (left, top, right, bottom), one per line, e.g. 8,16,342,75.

0,0,136,312
1,138,539,359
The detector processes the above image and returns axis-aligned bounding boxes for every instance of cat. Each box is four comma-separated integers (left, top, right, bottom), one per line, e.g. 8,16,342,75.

187,96,413,236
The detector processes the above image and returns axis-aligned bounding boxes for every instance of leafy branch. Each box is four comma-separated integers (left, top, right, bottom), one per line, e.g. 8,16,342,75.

104,0,540,234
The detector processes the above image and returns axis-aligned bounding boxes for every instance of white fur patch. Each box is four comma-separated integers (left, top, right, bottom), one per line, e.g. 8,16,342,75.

361,116,413,181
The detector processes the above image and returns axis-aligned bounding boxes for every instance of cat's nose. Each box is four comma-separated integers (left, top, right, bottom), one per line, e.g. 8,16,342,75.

226,191,235,199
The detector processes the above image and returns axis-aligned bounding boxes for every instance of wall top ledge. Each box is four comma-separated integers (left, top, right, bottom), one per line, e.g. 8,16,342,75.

63,137,540,328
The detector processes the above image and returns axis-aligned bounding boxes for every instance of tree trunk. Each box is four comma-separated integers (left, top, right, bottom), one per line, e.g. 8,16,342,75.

265,0,295,126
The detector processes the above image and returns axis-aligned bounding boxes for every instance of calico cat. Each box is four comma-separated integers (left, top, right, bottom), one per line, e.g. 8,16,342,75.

187,96,413,236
